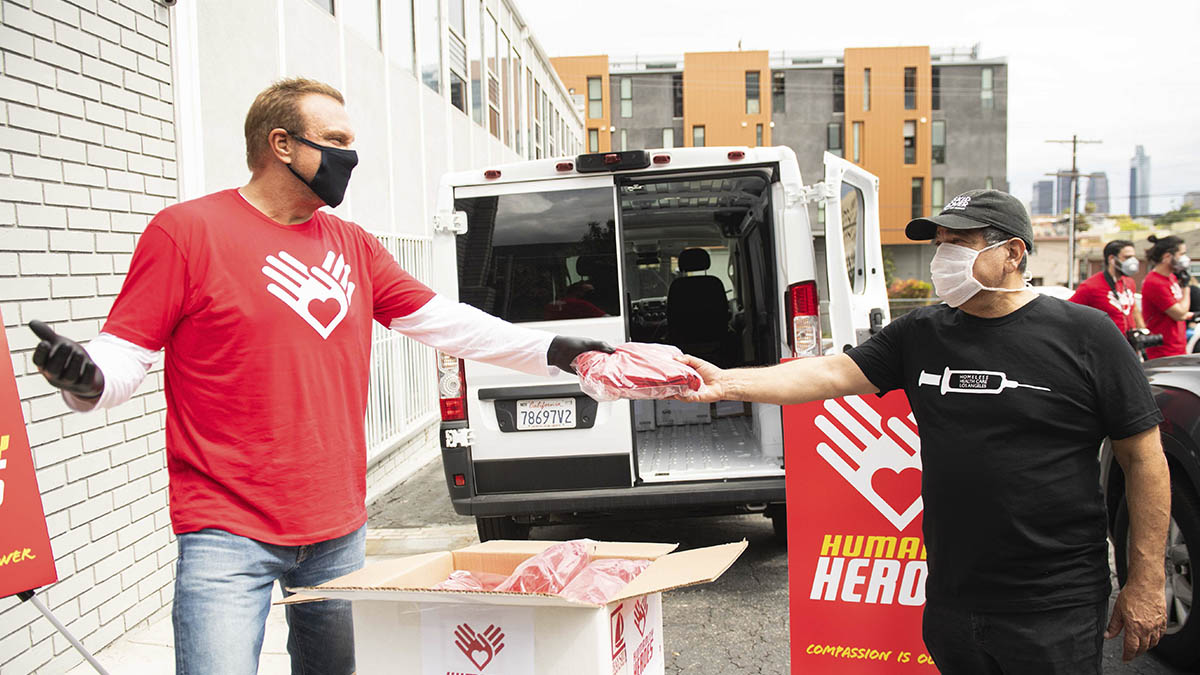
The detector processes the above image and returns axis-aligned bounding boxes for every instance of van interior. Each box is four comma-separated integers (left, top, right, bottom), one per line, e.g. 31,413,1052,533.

453,169,785,487
617,171,783,483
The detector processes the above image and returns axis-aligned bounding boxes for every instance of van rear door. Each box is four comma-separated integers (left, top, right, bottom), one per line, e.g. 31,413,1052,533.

450,175,635,494
820,152,891,352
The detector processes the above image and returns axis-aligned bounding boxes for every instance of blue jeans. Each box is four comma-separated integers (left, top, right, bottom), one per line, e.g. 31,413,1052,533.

172,525,365,675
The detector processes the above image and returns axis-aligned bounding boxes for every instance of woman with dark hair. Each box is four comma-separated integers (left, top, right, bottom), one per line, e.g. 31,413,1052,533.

1141,234,1193,358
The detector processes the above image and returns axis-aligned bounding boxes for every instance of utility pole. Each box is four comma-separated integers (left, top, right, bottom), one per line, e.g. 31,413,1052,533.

1046,135,1101,288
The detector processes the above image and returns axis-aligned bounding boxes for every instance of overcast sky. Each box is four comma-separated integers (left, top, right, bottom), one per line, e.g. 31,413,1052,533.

518,0,1200,214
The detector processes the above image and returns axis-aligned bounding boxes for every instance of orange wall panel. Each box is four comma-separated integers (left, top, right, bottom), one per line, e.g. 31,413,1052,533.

844,47,930,246
551,55,611,152
682,51,771,148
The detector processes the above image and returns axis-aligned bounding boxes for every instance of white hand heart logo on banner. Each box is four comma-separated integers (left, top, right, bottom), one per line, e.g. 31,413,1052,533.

261,249,357,339
813,395,923,532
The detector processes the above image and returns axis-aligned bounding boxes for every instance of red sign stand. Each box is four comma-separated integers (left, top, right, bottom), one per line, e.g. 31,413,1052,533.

2,310,110,674
0,309,57,598
784,390,938,673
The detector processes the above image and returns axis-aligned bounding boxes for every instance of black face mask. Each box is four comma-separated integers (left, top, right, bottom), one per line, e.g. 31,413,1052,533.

287,134,359,207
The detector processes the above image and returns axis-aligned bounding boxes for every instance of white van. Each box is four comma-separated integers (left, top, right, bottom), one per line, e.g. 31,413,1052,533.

429,147,890,541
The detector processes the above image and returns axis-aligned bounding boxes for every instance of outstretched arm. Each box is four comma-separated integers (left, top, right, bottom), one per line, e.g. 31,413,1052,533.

388,295,611,376
674,353,878,405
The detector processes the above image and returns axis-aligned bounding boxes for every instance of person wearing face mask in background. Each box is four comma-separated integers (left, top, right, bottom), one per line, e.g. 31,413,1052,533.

23,78,611,675
667,189,1170,674
1140,234,1193,359
1069,239,1146,335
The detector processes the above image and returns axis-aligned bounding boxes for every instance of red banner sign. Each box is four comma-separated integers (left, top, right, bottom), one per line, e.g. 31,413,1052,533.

784,390,936,673
0,308,57,598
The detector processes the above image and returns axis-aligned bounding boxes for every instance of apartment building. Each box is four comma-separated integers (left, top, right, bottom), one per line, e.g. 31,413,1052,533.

552,45,1008,281
0,0,580,672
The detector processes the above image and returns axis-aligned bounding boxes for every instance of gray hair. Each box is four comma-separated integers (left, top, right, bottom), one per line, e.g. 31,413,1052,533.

980,226,1029,274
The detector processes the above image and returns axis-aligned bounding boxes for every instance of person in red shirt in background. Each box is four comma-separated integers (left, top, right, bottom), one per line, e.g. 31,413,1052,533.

1069,239,1146,334
1140,234,1193,359
26,78,610,675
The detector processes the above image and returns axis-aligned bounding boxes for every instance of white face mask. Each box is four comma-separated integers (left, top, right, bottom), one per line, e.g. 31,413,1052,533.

1118,257,1139,277
1174,254,1191,271
930,240,1025,308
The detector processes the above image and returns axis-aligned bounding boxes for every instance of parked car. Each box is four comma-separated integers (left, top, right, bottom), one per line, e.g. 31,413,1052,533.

1102,355,1200,670
432,147,890,541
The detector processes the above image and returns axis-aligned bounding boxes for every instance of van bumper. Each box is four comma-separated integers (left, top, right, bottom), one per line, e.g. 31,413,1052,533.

441,432,785,518
452,477,787,517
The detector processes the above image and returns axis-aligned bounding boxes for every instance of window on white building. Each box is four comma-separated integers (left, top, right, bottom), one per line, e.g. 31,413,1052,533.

385,0,415,73
418,0,441,93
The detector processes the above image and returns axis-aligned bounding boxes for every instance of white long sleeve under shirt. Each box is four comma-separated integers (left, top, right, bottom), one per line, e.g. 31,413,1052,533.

65,295,557,411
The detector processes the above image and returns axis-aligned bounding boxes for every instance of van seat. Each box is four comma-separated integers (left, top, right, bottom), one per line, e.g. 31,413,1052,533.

667,248,734,365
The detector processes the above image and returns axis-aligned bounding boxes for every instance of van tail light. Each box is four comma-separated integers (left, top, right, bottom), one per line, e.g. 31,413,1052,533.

436,351,467,421
787,281,822,358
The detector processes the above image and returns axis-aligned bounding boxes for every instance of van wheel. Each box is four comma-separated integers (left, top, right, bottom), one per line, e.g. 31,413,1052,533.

1114,478,1199,670
476,516,531,542
766,504,787,545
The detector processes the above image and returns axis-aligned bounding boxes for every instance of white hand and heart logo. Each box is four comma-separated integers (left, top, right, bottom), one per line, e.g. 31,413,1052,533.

814,395,923,532
261,249,357,339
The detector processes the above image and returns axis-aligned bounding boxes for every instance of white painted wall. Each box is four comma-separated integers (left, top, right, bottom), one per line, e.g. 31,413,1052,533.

0,1,178,672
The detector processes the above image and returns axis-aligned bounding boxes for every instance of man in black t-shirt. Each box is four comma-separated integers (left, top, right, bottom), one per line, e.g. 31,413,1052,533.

675,190,1170,674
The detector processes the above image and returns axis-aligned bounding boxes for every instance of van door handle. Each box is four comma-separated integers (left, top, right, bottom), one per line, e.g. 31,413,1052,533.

869,308,884,335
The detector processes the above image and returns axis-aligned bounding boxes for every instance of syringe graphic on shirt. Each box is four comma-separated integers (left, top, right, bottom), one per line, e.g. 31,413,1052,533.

918,366,1051,395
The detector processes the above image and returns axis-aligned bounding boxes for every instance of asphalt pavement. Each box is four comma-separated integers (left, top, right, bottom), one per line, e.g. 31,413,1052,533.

368,459,1188,675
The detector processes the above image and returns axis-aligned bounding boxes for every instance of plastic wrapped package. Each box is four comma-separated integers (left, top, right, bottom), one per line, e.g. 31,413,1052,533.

559,558,652,604
493,539,593,594
573,343,703,401
433,569,509,591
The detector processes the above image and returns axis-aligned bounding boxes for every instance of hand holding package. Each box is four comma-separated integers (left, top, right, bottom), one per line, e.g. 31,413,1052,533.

572,343,703,401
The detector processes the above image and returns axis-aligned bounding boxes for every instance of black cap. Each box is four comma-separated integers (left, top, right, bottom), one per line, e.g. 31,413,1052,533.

905,189,1034,252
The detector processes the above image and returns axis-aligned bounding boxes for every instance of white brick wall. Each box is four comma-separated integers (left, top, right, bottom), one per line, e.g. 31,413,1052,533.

0,1,177,672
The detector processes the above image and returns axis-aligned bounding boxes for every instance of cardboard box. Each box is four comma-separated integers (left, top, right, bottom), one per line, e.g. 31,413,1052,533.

712,400,749,418
752,402,784,459
287,539,746,675
633,400,657,431
654,400,711,427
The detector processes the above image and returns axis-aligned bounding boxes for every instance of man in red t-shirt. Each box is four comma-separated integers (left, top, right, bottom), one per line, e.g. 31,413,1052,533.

1069,239,1145,334
28,79,609,675
1141,235,1193,359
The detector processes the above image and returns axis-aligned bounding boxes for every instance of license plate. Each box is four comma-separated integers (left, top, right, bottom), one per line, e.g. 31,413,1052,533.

516,398,577,430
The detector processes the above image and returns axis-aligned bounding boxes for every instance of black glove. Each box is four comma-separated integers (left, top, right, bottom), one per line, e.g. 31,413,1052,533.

547,335,615,374
30,320,104,399
1177,267,1192,285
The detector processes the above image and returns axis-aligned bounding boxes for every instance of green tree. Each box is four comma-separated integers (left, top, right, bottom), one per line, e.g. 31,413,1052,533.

1155,205,1200,226
1115,216,1142,232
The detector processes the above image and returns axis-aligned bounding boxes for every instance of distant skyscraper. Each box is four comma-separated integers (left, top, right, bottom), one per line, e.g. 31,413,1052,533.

1086,172,1110,213
1130,146,1151,216
1056,170,1074,214
1032,180,1054,215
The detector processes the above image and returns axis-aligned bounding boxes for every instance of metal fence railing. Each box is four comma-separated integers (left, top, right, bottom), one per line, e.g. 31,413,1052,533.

365,233,438,463
889,297,941,318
